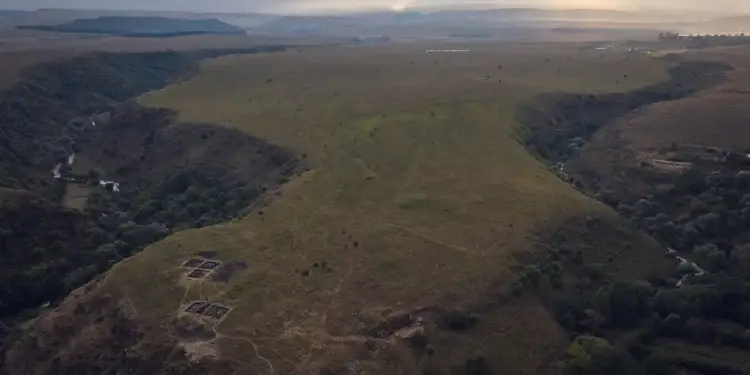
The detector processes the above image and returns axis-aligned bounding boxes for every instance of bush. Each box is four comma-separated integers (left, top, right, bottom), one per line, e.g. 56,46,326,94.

521,265,542,288
593,280,651,328
564,336,627,375
644,355,676,375
464,356,491,375
442,310,478,331
583,263,606,282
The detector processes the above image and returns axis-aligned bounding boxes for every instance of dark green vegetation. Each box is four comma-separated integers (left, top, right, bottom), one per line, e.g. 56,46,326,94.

523,58,750,375
0,189,107,334
0,46,284,195
521,59,730,165
0,46,298,360
80,104,302,232
18,16,245,37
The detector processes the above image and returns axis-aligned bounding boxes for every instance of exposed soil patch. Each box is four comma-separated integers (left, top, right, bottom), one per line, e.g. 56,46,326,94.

210,260,248,283
203,304,231,321
61,182,91,210
185,301,211,315
187,269,210,279
183,301,232,321
197,260,221,270
174,316,217,341
182,258,206,268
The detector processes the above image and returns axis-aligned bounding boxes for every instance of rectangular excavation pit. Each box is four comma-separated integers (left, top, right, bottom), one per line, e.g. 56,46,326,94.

197,260,222,270
210,260,248,283
187,268,210,279
202,304,231,320
185,301,211,314
182,258,206,268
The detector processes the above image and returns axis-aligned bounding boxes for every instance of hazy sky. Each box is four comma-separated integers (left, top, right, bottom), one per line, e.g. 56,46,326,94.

3,0,750,14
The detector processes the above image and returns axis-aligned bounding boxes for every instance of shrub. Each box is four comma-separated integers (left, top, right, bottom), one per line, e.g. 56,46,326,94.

564,336,627,375
442,310,478,331
521,265,542,288
464,356,491,375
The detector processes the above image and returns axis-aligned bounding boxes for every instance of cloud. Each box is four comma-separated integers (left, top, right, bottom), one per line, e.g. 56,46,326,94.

6,0,750,13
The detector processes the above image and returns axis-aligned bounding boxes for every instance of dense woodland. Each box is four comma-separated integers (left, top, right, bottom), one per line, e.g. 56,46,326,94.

523,57,750,375
0,46,284,194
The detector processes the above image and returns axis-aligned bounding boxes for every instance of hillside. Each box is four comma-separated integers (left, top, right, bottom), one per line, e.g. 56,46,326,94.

526,47,750,374
0,43,685,375
0,44,305,367
0,46,285,197
17,16,245,37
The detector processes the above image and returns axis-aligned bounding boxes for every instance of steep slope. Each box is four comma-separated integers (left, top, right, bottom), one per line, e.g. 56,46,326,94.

0,46,285,196
0,45,304,371
0,189,106,326
3,44,677,375
524,47,750,374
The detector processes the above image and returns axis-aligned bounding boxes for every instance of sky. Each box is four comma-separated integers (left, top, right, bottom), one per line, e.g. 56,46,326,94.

2,0,749,14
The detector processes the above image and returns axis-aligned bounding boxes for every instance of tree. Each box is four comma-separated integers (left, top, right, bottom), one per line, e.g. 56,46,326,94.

694,212,721,236
87,169,100,184
682,225,700,248
706,249,727,272
693,244,718,264
594,280,651,328
689,197,710,216
164,170,192,194
644,355,676,375
464,356,491,375
729,244,750,278
118,222,168,248
565,336,627,375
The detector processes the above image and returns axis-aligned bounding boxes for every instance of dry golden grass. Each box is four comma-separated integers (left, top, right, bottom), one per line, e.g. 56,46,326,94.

92,42,674,374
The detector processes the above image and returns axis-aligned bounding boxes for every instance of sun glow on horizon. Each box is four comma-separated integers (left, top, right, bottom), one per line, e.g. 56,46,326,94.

390,2,410,11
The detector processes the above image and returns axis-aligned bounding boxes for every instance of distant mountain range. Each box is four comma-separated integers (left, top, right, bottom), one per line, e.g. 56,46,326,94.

3,8,749,38
16,16,245,37
242,8,750,36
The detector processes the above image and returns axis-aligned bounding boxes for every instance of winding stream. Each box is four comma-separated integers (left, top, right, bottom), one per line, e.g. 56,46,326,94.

674,253,706,288
52,116,121,193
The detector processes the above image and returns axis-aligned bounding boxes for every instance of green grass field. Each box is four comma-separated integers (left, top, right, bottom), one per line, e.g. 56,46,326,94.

96,43,672,374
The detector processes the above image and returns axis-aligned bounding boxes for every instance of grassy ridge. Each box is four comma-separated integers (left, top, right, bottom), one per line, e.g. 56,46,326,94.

121,44,673,373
